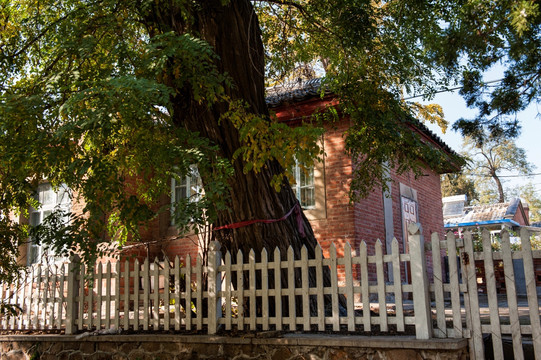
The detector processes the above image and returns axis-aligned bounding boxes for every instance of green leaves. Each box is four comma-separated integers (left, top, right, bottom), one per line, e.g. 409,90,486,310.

429,0,541,140
225,99,324,191
334,78,455,200
255,0,461,198
0,0,239,266
510,0,539,36
143,32,229,104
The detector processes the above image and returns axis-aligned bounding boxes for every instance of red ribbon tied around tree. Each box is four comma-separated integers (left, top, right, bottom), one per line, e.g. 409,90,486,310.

213,202,306,238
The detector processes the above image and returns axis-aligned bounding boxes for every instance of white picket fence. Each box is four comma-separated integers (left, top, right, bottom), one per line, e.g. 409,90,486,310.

1,224,540,359
428,227,541,360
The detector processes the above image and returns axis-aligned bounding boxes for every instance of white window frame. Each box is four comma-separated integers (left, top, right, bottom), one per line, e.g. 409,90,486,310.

28,183,71,265
292,159,316,209
170,166,203,225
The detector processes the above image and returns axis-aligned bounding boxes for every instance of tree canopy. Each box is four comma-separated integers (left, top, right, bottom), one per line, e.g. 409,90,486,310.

441,172,479,205
442,133,540,223
438,0,541,142
509,183,541,223
0,0,536,281
462,133,534,203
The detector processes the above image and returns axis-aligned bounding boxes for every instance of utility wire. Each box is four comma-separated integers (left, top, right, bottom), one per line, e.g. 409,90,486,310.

404,78,505,101
467,172,541,178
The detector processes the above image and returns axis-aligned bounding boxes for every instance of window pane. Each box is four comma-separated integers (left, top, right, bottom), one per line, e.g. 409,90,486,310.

30,212,41,227
179,176,187,187
170,168,204,225
57,185,70,205
300,187,315,208
175,186,187,201
172,176,188,202
294,160,315,208
300,166,314,186
29,243,40,264
189,174,202,199
39,183,54,205
43,210,52,220
28,182,71,264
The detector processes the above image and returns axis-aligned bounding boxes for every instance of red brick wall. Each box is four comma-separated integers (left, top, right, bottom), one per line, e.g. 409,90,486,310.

161,233,201,267
340,166,444,283
354,187,385,252
512,204,529,226
391,168,445,282
299,118,445,283
309,120,355,260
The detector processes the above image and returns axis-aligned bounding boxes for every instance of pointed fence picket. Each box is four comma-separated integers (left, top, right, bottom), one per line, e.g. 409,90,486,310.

359,241,370,332
261,248,269,331
301,245,310,331
224,251,232,331
315,245,325,331
184,254,192,331
1,224,539,360
344,242,354,332
173,256,181,331
482,229,504,359
273,247,282,331
463,230,484,359
521,228,541,358
248,249,256,330
375,240,387,332
392,238,405,332
501,231,524,360
287,246,296,331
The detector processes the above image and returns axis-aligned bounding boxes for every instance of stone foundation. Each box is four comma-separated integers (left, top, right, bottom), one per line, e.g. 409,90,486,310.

0,334,468,360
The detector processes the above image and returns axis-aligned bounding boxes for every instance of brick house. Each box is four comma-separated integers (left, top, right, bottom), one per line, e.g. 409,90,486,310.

130,80,459,283
20,80,461,284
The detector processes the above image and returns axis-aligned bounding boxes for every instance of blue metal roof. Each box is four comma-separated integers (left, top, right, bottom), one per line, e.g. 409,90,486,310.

444,218,521,228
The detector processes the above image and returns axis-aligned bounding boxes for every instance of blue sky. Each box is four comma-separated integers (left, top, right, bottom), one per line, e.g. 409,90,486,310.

419,85,541,195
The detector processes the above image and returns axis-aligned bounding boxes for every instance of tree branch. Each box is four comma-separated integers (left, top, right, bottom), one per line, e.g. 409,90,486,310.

7,0,104,59
253,0,338,37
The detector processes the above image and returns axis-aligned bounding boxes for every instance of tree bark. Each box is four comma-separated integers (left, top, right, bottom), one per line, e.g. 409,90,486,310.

171,0,317,259
492,172,505,203
145,1,345,319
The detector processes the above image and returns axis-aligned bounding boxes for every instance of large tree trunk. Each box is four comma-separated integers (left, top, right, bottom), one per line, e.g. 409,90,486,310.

148,0,345,319
161,0,319,262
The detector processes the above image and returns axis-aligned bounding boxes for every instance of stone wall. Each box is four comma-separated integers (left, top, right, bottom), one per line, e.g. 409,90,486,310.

0,334,468,360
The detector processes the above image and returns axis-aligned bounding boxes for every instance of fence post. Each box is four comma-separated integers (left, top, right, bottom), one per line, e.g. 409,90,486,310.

207,241,222,334
65,256,79,335
409,223,432,339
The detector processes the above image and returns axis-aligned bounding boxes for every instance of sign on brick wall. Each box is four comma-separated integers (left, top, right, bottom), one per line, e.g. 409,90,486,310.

401,197,418,234
401,195,418,282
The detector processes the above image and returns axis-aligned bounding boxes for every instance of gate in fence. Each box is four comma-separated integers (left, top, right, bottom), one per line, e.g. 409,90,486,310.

0,225,540,359
442,228,541,360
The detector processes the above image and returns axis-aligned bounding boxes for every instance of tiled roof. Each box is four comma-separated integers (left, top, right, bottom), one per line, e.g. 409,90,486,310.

443,198,522,227
265,78,459,158
265,78,330,108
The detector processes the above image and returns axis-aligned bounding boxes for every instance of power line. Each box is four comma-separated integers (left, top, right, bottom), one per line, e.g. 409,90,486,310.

404,78,505,101
468,172,541,178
